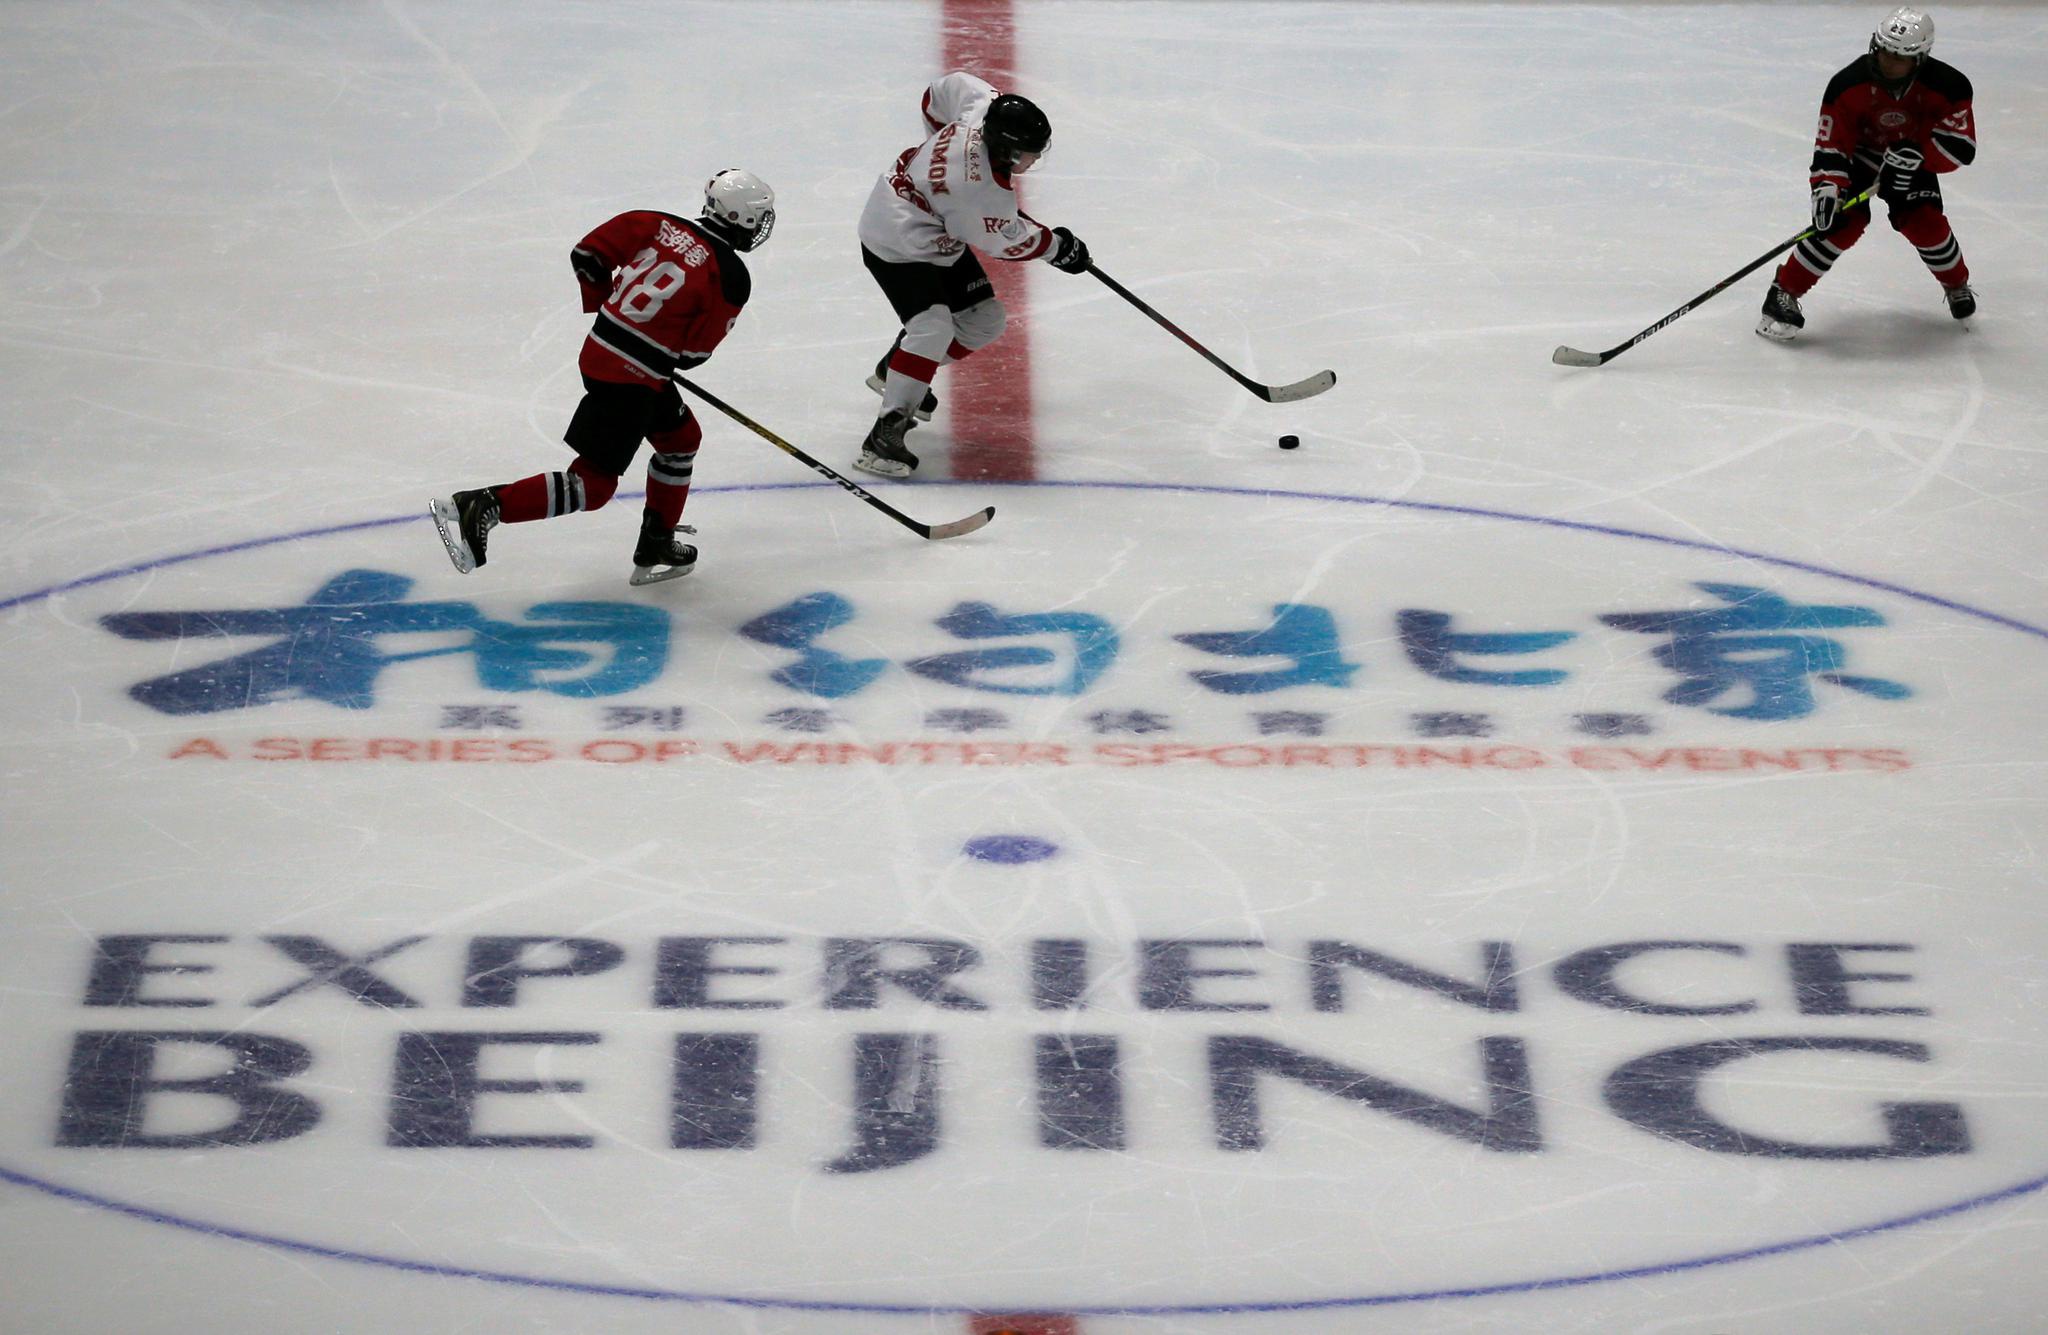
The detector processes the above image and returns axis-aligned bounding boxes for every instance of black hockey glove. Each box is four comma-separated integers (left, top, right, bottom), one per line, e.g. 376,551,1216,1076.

1810,181,1841,233
1880,144,1924,199
1048,226,1091,274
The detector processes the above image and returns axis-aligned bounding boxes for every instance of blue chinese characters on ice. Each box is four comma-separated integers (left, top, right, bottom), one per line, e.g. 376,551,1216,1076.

1601,583,1912,721
101,576,1913,723
100,570,668,714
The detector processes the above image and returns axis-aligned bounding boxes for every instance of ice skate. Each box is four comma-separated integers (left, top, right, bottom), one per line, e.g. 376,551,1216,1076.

1945,284,1977,321
1755,285,1805,342
866,353,937,422
429,488,499,574
629,512,697,586
854,409,920,478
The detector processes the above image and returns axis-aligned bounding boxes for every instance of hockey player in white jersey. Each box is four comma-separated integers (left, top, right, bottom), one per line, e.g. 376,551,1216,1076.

854,71,1091,477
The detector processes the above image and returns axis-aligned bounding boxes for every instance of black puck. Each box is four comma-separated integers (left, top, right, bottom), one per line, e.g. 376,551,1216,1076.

1278,434,1300,450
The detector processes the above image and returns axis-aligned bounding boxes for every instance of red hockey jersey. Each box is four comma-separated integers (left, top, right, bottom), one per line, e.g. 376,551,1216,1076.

1809,55,1976,189
570,212,751,387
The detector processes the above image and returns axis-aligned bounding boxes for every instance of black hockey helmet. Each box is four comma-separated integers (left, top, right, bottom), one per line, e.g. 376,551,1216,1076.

981,93,1051,172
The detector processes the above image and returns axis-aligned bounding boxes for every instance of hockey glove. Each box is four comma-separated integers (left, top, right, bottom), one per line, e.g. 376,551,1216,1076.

1810,181,1841,233
571,250,612,313
1880,143,1924,199
1048,226,1091,274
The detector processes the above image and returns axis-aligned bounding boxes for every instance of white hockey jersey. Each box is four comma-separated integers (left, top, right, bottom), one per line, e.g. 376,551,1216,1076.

857,71,1056,267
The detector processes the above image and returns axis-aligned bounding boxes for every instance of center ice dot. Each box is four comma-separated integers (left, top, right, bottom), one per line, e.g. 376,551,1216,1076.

963,834,1060,864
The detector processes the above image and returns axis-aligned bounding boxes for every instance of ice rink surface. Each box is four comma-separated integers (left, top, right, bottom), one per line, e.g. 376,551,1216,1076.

3,2,2047,1331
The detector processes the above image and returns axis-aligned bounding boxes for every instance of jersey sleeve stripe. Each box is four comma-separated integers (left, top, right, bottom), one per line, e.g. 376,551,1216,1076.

1812,147,1853,174
1010,229,1054,262
1931,131,1976,166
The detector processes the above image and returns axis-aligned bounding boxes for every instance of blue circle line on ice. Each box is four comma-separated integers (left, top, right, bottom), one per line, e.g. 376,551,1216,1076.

4,476,2045,1315
4,477,2047,643
1,1163,2043,1317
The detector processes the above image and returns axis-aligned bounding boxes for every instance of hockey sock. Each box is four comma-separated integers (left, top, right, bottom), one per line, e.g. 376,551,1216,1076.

495,458,615,523
1905,223,1968,288
1775,208,1868,298
644,450,696,528
882,346,941,418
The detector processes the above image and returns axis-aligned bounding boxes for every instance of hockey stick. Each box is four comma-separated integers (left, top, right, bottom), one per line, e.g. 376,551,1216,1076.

1087,263,1337,403
673,376,993,541
1552,188,1876,367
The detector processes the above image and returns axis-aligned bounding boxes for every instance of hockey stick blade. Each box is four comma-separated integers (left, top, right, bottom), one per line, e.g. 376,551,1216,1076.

1089,264,1338,405
1258,369,1338,403
1550,346,1606,368
923,505,996,541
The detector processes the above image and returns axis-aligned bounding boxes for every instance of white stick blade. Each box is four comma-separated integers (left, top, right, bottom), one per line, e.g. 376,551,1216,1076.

1551,346,1603,368
1263,370,1337,403
925,506,995,541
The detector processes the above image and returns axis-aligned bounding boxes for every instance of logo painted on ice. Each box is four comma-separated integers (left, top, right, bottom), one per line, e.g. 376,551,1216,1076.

14,481,2048,1317
101,575,1911,724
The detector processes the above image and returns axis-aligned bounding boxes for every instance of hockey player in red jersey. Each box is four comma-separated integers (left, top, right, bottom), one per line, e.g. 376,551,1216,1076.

430,169,774,585
1758,7,1977,341
853,71,1092,478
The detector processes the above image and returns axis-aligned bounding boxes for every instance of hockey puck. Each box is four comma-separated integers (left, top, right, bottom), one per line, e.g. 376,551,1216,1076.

1278,434,1300,450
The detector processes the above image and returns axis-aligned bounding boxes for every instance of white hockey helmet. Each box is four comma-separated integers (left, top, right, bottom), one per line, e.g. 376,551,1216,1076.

1871,6,1935,60
701,168,775,252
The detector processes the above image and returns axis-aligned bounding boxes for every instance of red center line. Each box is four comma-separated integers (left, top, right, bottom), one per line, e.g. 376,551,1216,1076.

946,7,1059,1326
968,1316,1080,1335
942,0,1036,482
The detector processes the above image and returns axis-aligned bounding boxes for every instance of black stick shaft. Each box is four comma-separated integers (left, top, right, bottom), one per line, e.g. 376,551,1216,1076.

673,376,990,541
1085,263,1267,394
1569,188,1876,365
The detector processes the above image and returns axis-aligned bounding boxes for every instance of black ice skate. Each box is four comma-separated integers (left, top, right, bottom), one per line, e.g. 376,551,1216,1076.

630,511,697,586
1755,285,1805,342
1945,284,1977,321
429,487,499,574
854,409,920,479
866,352,938,422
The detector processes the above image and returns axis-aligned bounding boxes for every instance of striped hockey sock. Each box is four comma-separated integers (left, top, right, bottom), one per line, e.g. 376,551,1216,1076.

1914,232,1969,288
644,450,696,528
494,458,616,523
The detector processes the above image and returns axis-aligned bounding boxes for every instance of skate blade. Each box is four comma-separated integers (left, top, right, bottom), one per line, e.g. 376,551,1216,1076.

629,562,696,587
428,499,476,574
864,374,935,422
1754,318,1799,343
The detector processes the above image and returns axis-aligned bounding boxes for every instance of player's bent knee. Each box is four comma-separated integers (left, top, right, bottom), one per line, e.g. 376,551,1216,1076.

569,458,620,511
1893,207,1950,244
900,305,956,358
955,297,1006,349
647,419,703,457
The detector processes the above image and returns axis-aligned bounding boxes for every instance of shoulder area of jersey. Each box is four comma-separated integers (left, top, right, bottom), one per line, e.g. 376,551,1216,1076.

699,168,775,254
